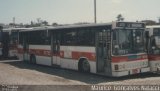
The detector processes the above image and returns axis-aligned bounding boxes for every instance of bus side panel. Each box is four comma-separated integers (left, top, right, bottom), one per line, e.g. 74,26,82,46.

17,45,23,60
36,56,52,66
148,55,160,71
29,45,52,66
60,46,96,73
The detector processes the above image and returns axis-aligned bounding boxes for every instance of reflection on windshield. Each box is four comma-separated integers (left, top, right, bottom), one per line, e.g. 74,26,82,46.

112,29,144,55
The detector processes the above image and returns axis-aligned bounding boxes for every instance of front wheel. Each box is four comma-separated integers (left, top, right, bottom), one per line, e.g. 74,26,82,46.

81,59,90,72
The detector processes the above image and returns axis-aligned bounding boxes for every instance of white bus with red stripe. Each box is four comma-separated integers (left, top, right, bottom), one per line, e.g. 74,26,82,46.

0,28,29,59
146,25,160,72
18,21,150,77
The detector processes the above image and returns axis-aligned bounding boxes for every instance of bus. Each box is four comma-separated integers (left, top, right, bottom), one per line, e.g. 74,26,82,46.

146,25,160,72
0,28,29,59
18,21,150,77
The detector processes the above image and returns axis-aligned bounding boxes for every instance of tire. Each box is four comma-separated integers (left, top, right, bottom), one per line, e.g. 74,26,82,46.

30,55,36,64
80,59,90,72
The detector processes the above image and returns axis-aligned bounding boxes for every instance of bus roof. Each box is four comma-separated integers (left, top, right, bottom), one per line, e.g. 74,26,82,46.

146,25,160,28
18,22,112,32
19,21,145,32
3,28,32,32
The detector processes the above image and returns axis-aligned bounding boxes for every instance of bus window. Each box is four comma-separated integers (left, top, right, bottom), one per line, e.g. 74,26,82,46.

77,28,95,46
28,30,50,45
61,29,77,46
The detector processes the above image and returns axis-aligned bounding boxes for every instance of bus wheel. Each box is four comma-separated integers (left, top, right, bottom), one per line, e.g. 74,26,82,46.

30,54,36,64
79,59,90,72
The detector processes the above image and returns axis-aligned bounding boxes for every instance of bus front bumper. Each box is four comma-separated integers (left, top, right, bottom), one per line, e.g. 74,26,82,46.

112,67,150,77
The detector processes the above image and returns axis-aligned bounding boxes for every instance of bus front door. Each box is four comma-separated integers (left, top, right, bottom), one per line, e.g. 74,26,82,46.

51,33,60,66
96,31,107,73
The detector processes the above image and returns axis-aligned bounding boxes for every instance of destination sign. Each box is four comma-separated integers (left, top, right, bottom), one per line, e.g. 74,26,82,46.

116,22,145,28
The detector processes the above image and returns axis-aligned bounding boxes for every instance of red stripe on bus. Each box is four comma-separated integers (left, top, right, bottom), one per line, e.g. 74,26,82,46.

9,44,18,49
18,48,23,54
29,49,52,57
112,54,148,63
60,51,64,58
72,51,96,61
17,48,96,61
148,55,160,61
9,47,17,50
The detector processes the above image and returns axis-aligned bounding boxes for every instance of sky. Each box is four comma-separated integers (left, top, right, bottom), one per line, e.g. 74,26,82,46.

0,0,160,24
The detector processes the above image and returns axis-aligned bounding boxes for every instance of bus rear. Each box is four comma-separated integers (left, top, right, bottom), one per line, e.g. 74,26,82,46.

111,22,150,76
146,25,160,72
1,28,26,59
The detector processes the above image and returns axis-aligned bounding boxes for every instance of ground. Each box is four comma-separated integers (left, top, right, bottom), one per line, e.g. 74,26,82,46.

0,60,160,91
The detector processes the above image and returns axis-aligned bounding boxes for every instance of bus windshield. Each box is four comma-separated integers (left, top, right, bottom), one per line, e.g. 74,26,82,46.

112,29,145,55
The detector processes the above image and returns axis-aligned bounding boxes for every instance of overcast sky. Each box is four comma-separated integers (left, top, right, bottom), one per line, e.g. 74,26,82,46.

0,0,160,24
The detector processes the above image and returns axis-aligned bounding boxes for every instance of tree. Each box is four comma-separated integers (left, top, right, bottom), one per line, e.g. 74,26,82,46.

52,23,58,26
31,21,34,26
42,20,48,26
116,14,124,21
37,18,41,24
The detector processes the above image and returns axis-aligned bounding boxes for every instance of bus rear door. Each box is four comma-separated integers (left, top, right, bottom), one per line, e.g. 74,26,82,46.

51,32,61,66
22,32,29,61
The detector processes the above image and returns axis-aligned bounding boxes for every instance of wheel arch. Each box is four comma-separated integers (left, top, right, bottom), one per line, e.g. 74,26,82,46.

78,57,90,72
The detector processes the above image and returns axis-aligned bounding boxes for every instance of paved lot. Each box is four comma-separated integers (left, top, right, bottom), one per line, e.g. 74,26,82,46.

0,60,160,85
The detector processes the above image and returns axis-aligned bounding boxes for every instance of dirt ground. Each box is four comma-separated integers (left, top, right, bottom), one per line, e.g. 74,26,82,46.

0,60,160,91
